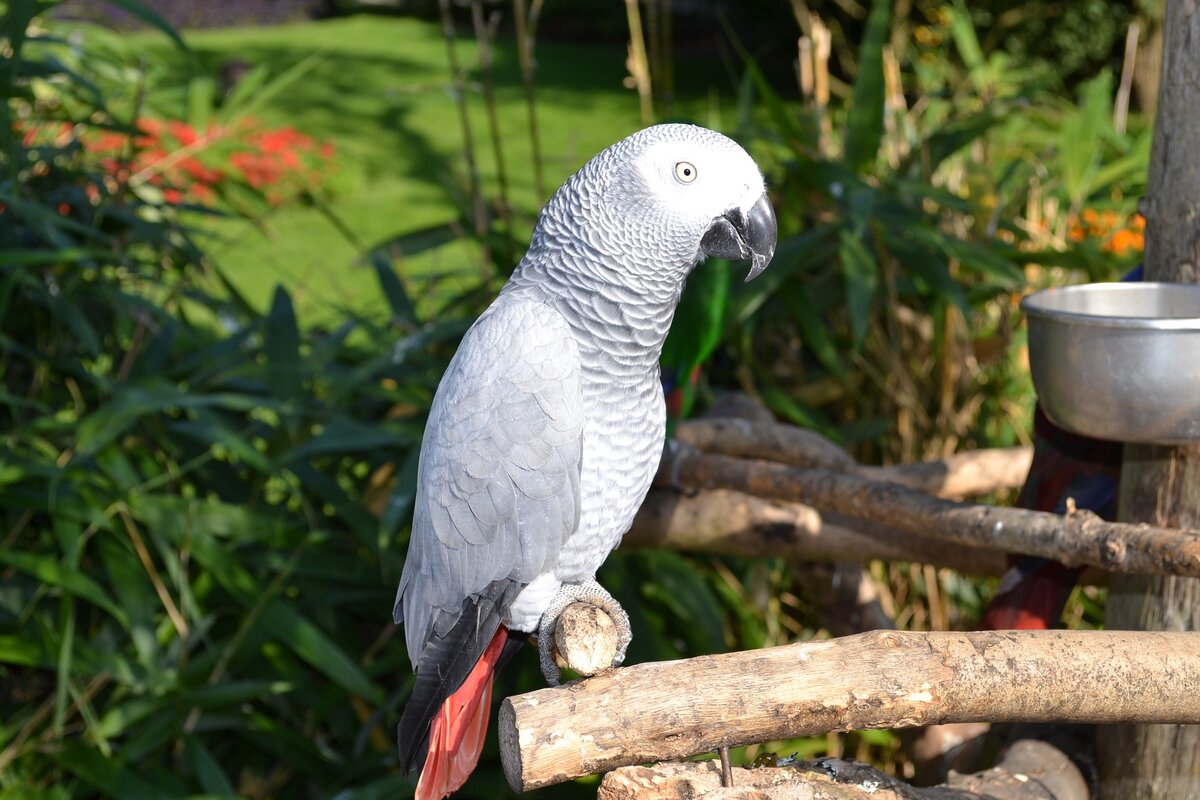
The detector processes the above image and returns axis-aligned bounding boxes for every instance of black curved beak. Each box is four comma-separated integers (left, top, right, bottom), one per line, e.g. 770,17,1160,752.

699,192,777,282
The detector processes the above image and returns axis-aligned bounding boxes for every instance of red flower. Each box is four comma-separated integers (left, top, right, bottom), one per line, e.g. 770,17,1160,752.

88,132,127,154
167,120,199,147
178,156,223,185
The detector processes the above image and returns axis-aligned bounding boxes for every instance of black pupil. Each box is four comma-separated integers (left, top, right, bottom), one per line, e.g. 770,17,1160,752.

683,167,691,175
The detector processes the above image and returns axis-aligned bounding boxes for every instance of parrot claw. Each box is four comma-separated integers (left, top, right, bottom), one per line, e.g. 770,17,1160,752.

537,579,633,685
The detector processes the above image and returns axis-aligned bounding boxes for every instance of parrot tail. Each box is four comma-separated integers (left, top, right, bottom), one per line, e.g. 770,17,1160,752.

415,627,509,800
399,581,524,798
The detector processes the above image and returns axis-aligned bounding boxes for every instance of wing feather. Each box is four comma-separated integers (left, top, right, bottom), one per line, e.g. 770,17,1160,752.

395,294,583,668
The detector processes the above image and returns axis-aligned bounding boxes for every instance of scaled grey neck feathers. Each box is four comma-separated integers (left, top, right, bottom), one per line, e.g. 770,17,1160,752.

504,179,696,375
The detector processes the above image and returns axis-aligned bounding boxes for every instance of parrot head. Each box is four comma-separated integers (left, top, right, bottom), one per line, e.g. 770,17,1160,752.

539,123,777,284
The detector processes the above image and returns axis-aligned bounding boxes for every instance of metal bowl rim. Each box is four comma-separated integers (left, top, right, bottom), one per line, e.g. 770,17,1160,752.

1020,282,1200,331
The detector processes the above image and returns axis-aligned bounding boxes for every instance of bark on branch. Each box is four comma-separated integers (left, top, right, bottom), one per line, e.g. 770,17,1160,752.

598,739,1087,799
627,487,1009,576
673,418,1034,500
498,629,1200,791
659,445,1200,578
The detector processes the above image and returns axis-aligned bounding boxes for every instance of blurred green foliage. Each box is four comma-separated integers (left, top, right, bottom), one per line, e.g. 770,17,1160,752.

694,0,1147,463
2,0,1137,796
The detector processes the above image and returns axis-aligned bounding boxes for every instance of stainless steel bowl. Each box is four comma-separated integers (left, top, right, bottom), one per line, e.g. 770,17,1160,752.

1021,282,1200,444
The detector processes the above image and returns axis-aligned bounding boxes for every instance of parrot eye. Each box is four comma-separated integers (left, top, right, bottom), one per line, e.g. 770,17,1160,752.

673,161,697,183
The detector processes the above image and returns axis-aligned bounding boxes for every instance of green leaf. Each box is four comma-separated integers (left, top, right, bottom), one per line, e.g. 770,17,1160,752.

947,0,984,71
760,383,837,438
53,740,163,800
843,0,891,172
265,285,302,402
1058,71,1113,207
379,446,420,555
0,634,46,667
186,75,216,130
661,259,730,391
731,224,838,323
171,410,277,474
788,290,845,376
330,775,414,800
370,257,418,326
838,229,879,347
741,59,804,145
103,0,189,50
95,535,159,664
183,737,236,796
76,380,263,457
0,248,110,267
221,51,327,122
1091,125,1151,192
905,227,1022,285
257,598,382,703
281,421,415,464
364,222,461,261
907,107,1007,175
150,509,383,704
0,549,129,629
638,552,725,653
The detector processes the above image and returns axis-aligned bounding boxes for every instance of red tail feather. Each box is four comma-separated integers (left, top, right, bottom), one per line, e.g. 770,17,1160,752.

415,627,509,800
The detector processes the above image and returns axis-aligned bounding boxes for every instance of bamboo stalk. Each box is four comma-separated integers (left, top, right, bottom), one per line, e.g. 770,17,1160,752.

1114,20,1140,136
437,0,491,271
624,0,654,125
512,0,546,201
470,1,511,236
812,14,832,155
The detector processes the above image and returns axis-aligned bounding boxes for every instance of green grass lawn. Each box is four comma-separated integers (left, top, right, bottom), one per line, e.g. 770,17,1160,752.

126,14,742,324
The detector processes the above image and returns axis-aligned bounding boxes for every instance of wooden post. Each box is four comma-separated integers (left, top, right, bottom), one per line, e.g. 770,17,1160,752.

1098,1,1200,796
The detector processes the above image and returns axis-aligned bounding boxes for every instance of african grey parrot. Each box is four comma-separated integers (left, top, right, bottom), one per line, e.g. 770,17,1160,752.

394,123,777,799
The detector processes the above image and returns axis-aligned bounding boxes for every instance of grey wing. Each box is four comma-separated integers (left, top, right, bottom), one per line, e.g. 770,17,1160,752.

394,295,584,668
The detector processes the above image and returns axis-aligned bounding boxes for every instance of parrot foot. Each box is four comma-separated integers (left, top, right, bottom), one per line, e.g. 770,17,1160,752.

537,579,632,686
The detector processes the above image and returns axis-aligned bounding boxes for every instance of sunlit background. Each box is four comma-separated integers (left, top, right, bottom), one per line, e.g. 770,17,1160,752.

1,0,1154,795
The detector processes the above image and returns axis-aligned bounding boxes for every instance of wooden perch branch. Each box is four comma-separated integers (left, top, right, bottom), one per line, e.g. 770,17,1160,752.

660,445,1200,578
599,739,1087,799
673,418,1033,500
553,602,618,677
499,629,1200,791
627,488,1008,576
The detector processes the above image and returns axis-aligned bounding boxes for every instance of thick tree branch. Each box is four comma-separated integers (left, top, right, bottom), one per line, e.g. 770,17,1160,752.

597,739,1087,799
498,629,1200,791
659,445,1200,578
674,418,1033,500
553,602,618,677
626,487,1009,576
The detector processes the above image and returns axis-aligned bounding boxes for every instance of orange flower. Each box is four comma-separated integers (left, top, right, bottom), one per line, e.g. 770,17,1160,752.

1105,228,1144,255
